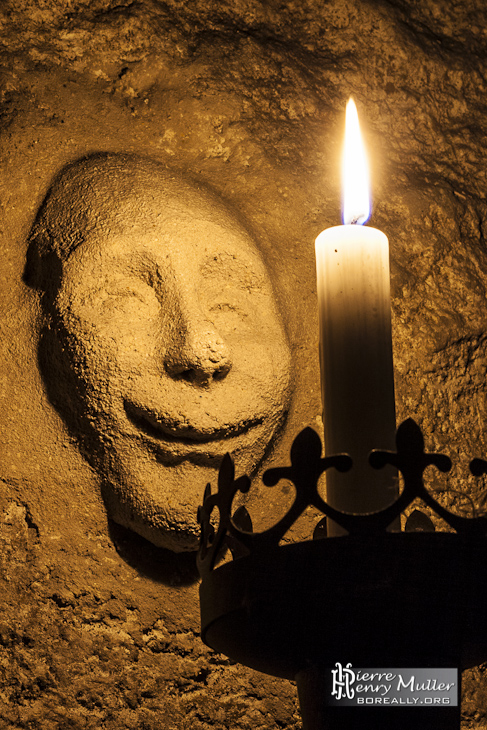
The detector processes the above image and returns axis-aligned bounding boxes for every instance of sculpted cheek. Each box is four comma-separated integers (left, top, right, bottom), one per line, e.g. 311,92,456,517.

60,284,162,379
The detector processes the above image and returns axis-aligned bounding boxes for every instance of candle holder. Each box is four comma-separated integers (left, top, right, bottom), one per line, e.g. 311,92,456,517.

197,419,487,729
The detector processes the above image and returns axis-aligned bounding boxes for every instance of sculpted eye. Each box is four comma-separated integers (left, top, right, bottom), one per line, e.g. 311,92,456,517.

207,299,250,330
210,301,238,312
101,278,160,306
72,278,161,321
107,285,152,302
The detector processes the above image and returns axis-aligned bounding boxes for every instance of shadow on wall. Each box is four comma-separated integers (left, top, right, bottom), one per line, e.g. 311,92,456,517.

24,152,293,558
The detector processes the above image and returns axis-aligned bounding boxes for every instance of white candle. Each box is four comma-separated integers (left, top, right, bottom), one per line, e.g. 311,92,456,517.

315,98,397,534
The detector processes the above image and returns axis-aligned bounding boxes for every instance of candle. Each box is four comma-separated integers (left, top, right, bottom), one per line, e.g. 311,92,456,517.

315,98,397,535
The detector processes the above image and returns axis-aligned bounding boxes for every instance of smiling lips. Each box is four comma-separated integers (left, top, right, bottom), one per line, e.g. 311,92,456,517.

124,401,263,458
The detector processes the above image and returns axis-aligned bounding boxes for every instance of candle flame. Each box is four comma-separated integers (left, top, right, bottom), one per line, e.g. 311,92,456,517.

342,97,370,225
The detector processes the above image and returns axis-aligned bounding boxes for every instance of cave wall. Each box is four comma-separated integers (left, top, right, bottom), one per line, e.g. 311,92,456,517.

1,0,487,727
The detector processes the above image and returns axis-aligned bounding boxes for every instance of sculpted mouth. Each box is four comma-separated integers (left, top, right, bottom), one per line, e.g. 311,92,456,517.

123,401,264,448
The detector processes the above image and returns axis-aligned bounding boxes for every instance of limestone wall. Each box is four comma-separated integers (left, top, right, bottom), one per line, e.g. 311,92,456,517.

1,1,487,727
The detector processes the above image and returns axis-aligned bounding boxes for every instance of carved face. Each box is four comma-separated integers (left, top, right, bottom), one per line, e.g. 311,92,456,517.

51,193,291,551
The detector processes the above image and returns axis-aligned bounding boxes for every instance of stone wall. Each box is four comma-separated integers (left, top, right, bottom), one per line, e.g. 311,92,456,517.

1,1,487,727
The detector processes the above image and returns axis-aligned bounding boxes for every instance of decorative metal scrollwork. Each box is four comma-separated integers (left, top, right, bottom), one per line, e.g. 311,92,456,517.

197,418,487,578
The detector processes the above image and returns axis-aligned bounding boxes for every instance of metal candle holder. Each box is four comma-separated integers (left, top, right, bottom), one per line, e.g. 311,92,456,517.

197,419,487,729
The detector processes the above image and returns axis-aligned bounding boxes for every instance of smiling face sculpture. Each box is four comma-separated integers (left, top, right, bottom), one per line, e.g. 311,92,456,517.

27,153,292,552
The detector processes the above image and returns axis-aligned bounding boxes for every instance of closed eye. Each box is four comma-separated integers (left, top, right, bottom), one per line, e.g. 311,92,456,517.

210,301,237,312
105,285,154,303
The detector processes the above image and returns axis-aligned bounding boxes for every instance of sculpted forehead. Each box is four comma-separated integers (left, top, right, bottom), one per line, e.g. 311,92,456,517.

29,152,258,274
73,213,266,277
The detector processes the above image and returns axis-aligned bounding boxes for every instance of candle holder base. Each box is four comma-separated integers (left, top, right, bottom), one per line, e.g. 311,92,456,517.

200,533,487,674
198,420,487,728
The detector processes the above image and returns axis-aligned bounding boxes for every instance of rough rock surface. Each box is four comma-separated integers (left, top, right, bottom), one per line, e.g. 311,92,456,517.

1,0,487,727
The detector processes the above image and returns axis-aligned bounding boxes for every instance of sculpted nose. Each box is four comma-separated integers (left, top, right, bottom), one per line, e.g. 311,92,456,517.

164,322,232,386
